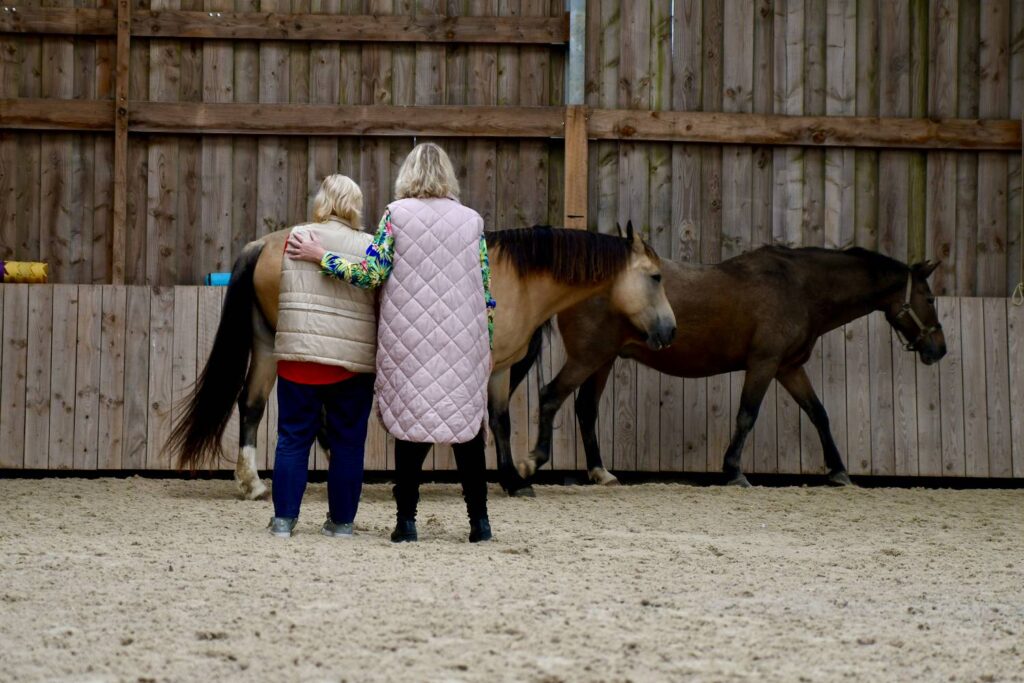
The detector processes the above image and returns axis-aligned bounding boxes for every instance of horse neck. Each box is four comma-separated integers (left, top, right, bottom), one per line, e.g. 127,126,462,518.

810,259,906,332
529,275,611,322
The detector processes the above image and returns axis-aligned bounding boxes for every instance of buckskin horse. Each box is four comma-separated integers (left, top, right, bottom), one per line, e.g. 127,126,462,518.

167,223,677,498
511,246,946,489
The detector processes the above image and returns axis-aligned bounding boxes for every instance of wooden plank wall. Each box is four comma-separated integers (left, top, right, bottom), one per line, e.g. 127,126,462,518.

1,284,1021,478
1,0,567,284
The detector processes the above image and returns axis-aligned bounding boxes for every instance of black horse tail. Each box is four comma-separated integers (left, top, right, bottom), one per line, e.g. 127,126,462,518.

509,323,547,395
167,241,265,471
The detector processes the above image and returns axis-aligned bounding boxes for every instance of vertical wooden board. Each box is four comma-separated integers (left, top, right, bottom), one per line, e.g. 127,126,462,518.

655,0,680,471
752,376,776,474
956,0,980,294
125,133,148,285
672,0,702,252
682,377,708,472
891,328,919,476
549,325,576,471
799,346,824,474
959,297,989,476
48,285,78,469
612,358,636,472
977,0,1010,295
465,2,497,229
0,8,15,255
854,0,879,250
926,0,959,295
915,353,943,477
23,286,53,469
775,374,801,474
824,0,855,251
982,298,1012,477
307,0,341,219
73,286,102,469
365,399,389,471
700,0,723,262
820,327,847,476
15,133,42,265
171,286,198,456
199,0,235,280
801,0,825,249
98,286,127,469
868,312,895,475
705,373,731,473
256,0,291,239
936,297,966,475
731,370,752,471
1006,301,1024,477
122,286,150,469
635,364,660,473
592,0,618,234
93,135,114,284
147,287,174,469
39,133,73,283
264,377,279,471
0,285,28,468
844,316,871,475
772,0,803,249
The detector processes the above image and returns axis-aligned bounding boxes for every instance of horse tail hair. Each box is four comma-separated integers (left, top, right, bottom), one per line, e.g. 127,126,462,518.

167,241,265,472
509,322,547,395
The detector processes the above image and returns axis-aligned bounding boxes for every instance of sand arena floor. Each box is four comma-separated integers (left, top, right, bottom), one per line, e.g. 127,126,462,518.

0,477,1022,682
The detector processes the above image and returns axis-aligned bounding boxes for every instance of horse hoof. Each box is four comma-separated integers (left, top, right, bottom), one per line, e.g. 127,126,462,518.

241,480,268,501
509,486,536,498
589,468,620,486
726,474,752,488
516,459,538,479
828,471,854,487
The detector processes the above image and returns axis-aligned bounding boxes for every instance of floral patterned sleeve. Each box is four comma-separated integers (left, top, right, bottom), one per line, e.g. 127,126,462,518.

480,234,496,350
320,210,395,289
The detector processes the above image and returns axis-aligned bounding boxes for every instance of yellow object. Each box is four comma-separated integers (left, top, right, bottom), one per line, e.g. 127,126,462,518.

2,261,49,283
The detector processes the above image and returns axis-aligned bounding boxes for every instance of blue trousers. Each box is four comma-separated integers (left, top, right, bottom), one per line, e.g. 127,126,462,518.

272,374,374,523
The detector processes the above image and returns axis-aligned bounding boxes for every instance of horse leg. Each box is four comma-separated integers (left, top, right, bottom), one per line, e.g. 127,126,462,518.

521,356,610,479
234,315,277,500
722,365,776,487
488,369,534,497
776,365,852,486
574,361,618,485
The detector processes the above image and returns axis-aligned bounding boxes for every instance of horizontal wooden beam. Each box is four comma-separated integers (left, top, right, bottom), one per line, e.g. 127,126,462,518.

2,99,1021,152
0,8,569,44
588,109,1022,151
0,98,114,131
0,7,113,36
129,102,565,137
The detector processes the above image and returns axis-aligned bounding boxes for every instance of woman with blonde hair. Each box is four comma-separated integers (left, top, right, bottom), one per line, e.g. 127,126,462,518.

287,143,496,543
268,173,377,538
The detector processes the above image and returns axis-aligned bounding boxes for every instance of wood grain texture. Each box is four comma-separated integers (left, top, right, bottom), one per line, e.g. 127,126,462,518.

0,285,28,468
23,285,53,469
122,285,150,468
1007,300,1024,478
97,285,127,468
982,297,1012,476
73,285,102,469
959,296,989,476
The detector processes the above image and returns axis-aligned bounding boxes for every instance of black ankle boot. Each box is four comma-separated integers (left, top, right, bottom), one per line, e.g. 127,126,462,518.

391,518,418,543
469,517,492,543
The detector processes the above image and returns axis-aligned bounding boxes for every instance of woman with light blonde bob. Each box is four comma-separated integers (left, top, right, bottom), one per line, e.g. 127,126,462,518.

267,173,378,538
288,143,496,543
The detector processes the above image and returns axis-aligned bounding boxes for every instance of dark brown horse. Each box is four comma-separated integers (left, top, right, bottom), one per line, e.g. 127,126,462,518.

166,224,677,498
510,246,946,489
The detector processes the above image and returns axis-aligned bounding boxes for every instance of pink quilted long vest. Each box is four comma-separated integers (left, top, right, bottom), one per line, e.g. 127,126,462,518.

375,197,491,444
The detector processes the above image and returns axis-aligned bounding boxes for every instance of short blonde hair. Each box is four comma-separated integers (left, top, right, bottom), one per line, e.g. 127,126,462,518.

312,174,363,227
394,142,460,200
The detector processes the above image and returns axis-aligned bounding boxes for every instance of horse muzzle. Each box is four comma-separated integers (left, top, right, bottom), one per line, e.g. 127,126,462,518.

646,320,677,351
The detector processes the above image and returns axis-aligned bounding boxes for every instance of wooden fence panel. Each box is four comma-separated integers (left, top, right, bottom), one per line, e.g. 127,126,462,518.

23,285,53,468
0,285,28,468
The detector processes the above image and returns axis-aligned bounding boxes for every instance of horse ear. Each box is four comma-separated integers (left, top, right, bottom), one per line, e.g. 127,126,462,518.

615,222,624,239
625,220,635,245
914,259,941,279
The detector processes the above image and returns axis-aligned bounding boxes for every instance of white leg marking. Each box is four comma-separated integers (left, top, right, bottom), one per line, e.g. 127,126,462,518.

589,467,620,486
234,446,267,500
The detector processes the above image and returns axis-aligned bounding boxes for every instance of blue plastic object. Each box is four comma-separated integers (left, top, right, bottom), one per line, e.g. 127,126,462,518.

204,272,231,286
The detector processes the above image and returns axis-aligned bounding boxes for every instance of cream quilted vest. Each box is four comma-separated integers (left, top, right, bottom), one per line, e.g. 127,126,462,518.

275,218,377,373
376,197,490,444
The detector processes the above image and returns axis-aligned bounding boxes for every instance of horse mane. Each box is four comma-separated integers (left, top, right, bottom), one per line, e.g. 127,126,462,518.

487,226,656,285
733,244,909,278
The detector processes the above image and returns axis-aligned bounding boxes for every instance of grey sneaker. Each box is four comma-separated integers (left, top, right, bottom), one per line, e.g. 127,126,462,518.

321,515,354,538
268,516,297,538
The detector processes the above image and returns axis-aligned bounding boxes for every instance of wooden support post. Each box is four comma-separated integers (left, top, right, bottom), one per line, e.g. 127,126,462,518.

563,105,588,229
110,0,130,285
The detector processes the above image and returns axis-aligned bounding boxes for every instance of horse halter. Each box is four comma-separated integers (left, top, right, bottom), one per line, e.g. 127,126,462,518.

892,272,939,352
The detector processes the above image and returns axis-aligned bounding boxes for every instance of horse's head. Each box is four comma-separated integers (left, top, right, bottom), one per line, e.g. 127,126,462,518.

610,222,677,350
884,259,946,365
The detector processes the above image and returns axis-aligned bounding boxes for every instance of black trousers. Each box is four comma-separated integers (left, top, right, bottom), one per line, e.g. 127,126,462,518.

393,429,488,522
